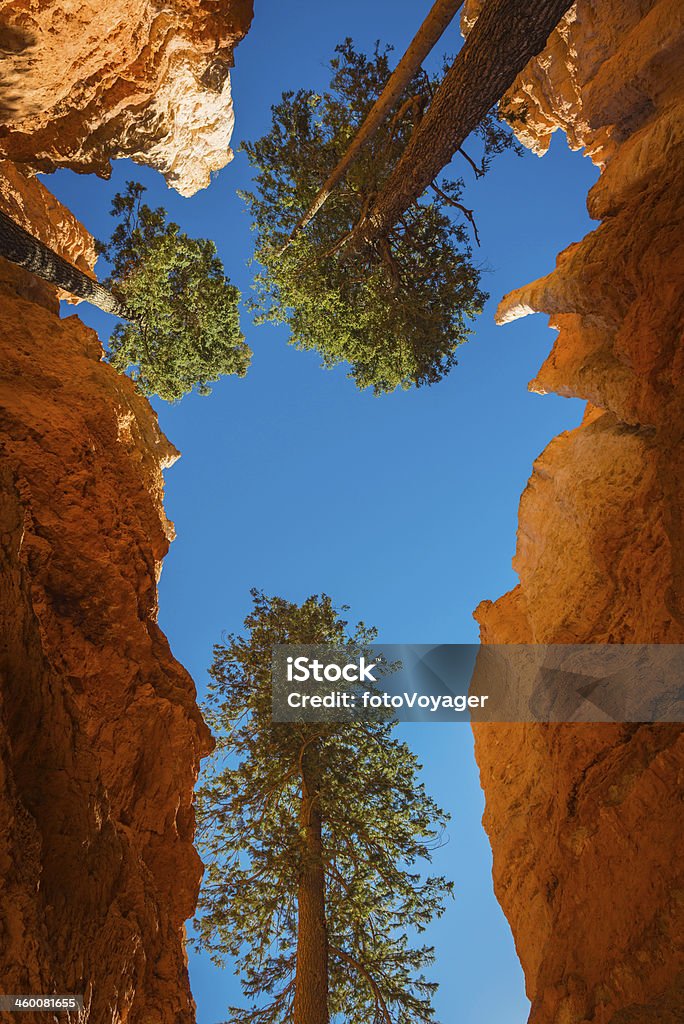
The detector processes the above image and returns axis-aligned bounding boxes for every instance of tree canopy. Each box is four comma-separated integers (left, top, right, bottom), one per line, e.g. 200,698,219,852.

97,182,250,401
195,590,453,1024
241,41,517,395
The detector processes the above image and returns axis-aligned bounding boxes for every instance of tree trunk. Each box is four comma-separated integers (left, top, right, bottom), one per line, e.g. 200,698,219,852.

359,0,576,244
286,0,464,246
0,208,129,317
294,751,329,1024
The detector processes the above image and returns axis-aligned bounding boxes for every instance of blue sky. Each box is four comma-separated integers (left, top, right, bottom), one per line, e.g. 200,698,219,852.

47,1,599,1020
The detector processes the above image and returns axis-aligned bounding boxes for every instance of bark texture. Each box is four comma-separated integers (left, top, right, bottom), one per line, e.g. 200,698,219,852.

0,208,127,317
0,148,212,1024
361,0,576,242
470,0,684,1021
290,0,464,242
0,160,97,304
294,753,329,1024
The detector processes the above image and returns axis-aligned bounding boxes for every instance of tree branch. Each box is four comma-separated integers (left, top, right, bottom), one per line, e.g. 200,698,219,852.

430,181,481,246
357,0,576,245
329,945,392,1024
457,145,485,178
280,0,465,248
383,93,426,155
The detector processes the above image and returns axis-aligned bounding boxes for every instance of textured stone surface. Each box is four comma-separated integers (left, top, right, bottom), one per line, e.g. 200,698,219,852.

0,0,254,196
0,1,256,1016
465,1,684,1022
0,180,212,1021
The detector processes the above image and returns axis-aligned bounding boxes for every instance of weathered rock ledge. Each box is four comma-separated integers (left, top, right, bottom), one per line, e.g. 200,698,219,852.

0,165,213,1022
0,0,254,196
0,3,254,1016
467,1,683,1021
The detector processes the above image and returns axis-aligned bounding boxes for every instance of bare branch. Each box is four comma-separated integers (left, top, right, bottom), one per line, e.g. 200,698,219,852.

429,181,481,246
457,145,485,178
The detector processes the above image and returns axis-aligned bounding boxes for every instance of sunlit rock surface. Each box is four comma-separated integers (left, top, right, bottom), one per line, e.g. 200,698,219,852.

0,0,254,195
466,0,684,1021
0,117,213,1024
0,1,254,1014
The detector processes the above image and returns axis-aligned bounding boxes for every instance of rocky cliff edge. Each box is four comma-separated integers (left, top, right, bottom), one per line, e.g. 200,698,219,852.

0,0,253,1015
466,1,684,1021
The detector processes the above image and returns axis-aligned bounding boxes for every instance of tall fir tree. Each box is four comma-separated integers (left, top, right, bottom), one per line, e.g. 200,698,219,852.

195,590,453,1024
241,41,519,395
97,182,250,401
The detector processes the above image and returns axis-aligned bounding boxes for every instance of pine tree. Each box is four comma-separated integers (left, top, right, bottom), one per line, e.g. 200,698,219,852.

195,590,453,1024
241,41,517,395
286,0,464,244
96,182,250,400
359,0,575,244
0,182,250,401
0,206,128,316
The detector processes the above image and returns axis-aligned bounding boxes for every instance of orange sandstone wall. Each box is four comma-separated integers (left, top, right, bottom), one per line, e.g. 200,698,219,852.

466,1,684,1021
0,0,254,196
0,4,253,1015
0,166,213,1022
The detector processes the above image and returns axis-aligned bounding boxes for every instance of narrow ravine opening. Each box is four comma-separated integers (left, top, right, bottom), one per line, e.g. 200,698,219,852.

49,139,596,1024
46,4,600,1019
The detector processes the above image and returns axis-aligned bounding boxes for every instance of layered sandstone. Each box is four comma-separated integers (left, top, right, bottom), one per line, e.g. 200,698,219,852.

467,1,684,1021
0,172,212,1020
0,3,255,1015
0,0,254,196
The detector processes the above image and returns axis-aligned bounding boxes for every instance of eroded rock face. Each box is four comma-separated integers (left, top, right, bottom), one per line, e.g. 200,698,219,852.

0,0,254,196
0,177,212,1021
466,1,683,1021
0,1,251,1011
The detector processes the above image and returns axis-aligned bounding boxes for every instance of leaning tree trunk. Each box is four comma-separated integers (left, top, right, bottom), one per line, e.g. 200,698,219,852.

285,0,464,246
358,0,576,244
0,208,128,317
294,751,329,1024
